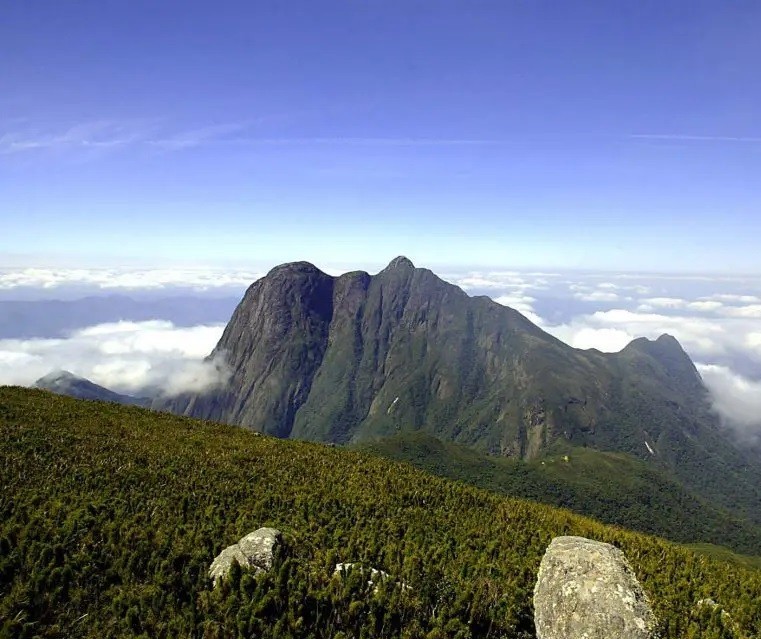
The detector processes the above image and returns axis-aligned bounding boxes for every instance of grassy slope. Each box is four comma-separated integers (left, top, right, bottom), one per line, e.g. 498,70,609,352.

356,432,761,557
1,388,759,639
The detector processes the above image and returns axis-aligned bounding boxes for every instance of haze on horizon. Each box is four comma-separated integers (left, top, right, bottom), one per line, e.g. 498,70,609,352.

2,1,760,273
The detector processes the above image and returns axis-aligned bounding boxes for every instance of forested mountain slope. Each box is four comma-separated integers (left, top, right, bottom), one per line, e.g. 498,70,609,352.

159,257,761,531
2,388,760,638
358,432,761,555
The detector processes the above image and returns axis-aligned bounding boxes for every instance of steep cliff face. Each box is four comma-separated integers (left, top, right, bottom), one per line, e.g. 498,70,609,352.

161,262,335,437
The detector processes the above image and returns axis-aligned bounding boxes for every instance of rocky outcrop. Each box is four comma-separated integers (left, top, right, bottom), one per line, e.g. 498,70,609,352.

333,562,411,593
533,536,657,639
209,527,282,586
333,563,390,587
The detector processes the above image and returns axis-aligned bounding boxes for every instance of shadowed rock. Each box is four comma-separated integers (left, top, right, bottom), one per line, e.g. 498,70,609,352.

209,527,282,586
533,536,657,639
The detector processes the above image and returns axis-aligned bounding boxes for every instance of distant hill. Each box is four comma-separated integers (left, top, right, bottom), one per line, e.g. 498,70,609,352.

1,387,759,638
34,370,150,407
158,257,761,533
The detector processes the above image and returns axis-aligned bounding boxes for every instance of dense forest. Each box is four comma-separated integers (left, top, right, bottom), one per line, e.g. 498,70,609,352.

1,387,760,638
357,432,761,557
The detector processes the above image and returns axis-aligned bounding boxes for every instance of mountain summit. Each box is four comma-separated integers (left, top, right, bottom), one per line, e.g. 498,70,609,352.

383,255,416,272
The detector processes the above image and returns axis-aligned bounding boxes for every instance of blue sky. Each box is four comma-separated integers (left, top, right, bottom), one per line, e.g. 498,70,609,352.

2,1,760,272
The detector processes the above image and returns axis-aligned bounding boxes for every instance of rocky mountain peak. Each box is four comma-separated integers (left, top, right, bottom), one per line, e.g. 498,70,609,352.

625,333,686,355
35,370,150,407
161,258,731,496
622,333,702,387
265,260,328,280
382,255,415,273
35,370,82,386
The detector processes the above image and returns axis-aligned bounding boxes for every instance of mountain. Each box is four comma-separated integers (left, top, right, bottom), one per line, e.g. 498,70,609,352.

35,370,150,407
159,257,761,533
1,387,759,638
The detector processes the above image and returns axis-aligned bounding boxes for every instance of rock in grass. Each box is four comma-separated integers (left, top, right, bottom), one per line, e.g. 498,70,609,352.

533,536,657,639
209,527,282,586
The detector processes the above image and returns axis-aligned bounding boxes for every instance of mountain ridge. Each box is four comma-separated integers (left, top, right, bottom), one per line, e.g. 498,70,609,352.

159,256,707,447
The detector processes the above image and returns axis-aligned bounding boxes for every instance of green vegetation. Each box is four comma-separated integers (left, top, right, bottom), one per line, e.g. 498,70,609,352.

685,544,761,571
1,387,760,638
357,432,761,556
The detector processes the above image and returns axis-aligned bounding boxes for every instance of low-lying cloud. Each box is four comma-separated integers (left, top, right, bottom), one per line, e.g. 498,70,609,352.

0,320,227,397
0,267,262,292
697,365,761,442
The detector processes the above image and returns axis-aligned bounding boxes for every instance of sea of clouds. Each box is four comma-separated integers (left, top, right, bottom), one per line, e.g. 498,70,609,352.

0,320,229,397
0,264,759,438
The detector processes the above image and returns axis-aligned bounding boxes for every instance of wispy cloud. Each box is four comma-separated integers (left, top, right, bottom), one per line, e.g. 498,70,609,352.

225,137,499,147
0,119,260,156
1,117,500,158
631,133,761,143
146,121,260,150
0,120,151,155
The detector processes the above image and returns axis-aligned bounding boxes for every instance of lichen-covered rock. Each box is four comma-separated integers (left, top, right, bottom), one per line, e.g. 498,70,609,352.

209,527,282,586
533,536,657,639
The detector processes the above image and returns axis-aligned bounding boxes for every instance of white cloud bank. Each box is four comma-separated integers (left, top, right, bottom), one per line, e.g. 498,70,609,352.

0,320,227,396
545,308,731,356
697,365,761,440
0,267,263,291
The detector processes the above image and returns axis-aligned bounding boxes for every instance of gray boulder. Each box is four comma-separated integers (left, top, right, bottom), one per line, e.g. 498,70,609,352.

209,527,282,586
533,536,657,639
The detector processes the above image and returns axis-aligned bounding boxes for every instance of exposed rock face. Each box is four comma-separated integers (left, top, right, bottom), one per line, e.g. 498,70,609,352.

209,527,282,586
533,536,657,639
